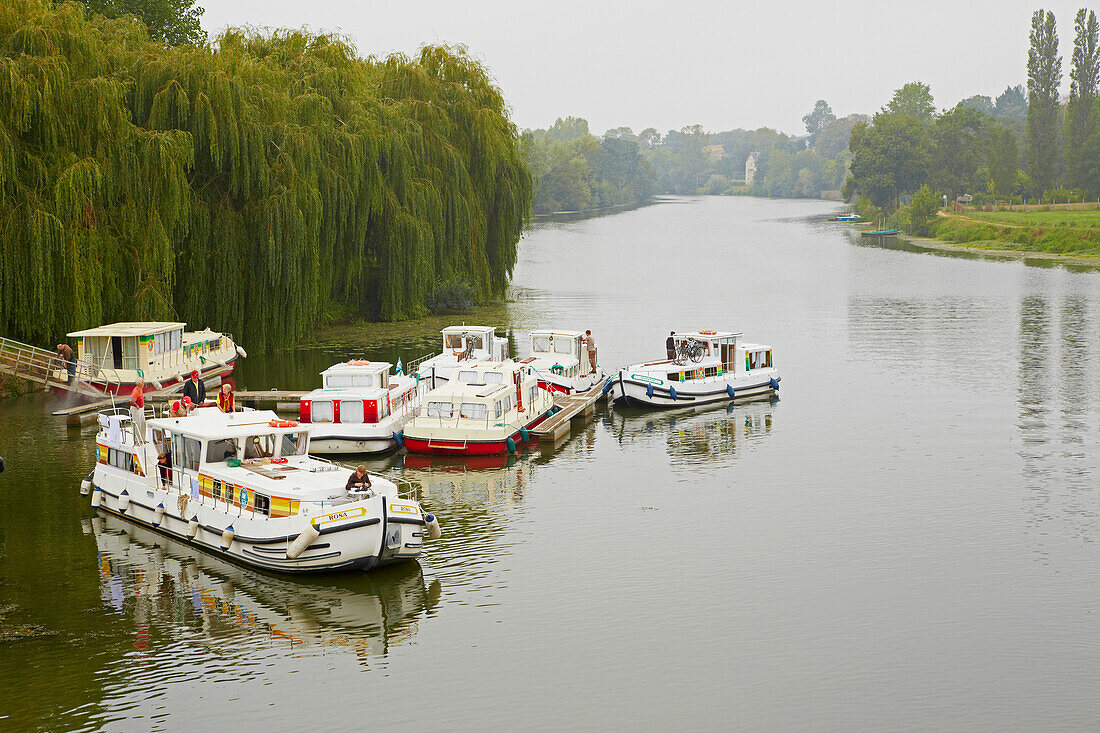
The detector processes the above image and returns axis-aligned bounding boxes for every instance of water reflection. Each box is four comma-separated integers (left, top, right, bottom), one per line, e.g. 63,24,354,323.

401,453,533,508
91,514,440,661
604,400,778,469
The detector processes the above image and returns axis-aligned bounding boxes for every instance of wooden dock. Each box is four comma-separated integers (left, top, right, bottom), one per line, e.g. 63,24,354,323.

530,383,607,442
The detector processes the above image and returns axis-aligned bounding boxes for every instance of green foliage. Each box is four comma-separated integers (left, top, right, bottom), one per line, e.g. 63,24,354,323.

524,121,654,213
1027,9,1063,194
906,184,939,235
885,82,936,121
933,210,1100,255
986,124,1019,197
994,85,1028,121
0,0,533,350
848,111,931,209
426,279,479,315
1065,9,1099,192
930,104,987,197
802,100,835,139
79,0,205,46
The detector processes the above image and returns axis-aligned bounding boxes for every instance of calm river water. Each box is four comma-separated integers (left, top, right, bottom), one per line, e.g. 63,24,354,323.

2,196,1100,731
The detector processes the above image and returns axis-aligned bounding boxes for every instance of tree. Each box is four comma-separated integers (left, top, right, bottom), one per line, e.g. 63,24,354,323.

803,100,836,138
930,104,987,197
638,128,661,149
908,184,940,236
885,82,936,121
848,113,932,209
994,85,1028,120
986,125,1019,197
815,114,869,159
1027,9,1063,194
1066,9,1100,191
80,0,206,45
960,95,995,116
545,116,590,144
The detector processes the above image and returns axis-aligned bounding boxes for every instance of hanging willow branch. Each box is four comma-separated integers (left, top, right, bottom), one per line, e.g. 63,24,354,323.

0,0,533,351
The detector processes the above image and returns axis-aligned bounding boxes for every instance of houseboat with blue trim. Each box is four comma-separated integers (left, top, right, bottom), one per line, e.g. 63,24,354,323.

415,326,508,389
610,330,779,408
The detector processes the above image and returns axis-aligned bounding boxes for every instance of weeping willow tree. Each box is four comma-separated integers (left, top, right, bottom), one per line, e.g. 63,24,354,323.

0,0,532,351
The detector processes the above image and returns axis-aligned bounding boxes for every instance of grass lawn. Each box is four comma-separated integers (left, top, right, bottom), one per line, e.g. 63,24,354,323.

962,208,1100,228
932,208,1100,256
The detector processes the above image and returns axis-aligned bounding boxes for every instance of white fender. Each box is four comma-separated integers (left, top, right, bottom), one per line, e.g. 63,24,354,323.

187,517,199,538
153,503,165,528
220,525,235,550
80,476,92,496
236,345,248,359
286,521,320,559
118,490,130,513
424,514,442,540
90,486,103,508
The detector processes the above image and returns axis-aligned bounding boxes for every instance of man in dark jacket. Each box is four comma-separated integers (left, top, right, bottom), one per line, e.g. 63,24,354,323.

346,465,372,492
182,370,206,405
666,332,676,360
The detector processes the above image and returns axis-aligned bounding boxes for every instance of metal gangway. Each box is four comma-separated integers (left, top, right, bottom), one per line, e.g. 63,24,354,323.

0,335,110,397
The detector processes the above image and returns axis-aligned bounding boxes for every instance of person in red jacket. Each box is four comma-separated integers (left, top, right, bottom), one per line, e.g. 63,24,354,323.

217,383,235,413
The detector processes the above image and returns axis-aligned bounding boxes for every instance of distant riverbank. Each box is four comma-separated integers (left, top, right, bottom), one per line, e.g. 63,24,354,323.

927,206,1100,259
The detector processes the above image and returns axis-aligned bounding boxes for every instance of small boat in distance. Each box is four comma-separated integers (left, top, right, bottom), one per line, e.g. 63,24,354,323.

611,330,779,408
62,321,244,394
860,229,900,237
521,329,606,395
84,406,438,573
402,360,556,455
299,361,422,454
834,214,861,222
414,326,508,389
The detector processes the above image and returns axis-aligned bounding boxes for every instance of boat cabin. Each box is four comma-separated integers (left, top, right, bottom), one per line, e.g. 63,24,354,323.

68,322,228,375
420,362,539,424
527,330,590,377
300,361,415,425
439,326,507,362
662,330,772,381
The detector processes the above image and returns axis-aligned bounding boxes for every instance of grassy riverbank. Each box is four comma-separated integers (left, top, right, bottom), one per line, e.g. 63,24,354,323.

929,207,1100,257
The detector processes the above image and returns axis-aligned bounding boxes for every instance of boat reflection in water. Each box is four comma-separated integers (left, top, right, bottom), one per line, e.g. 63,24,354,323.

90,513,441,661
401,452,532,507
606,398,778,467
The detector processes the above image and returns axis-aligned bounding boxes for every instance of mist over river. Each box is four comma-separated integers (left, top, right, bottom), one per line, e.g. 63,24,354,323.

2,196,1099,731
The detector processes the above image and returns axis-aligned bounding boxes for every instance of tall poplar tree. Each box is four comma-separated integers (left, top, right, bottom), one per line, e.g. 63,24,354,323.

1066,9,1100,191
1027,9,1063,195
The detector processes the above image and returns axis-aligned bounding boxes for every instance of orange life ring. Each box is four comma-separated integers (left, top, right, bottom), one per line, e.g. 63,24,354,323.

347,360,370,366
699,330,717,335
268,420,298,428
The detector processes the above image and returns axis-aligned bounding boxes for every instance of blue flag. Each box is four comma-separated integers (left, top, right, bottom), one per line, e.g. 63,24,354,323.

396,358,403,375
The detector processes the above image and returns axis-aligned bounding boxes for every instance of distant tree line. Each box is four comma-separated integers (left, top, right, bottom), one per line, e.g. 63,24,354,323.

846,7,1100,227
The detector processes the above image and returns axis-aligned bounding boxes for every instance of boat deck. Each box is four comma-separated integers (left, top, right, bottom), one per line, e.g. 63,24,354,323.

529,383,607,442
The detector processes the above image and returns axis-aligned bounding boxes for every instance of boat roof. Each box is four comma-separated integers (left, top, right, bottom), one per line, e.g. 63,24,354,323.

426,361,528,400
675,330,742,339
321,361,392,375
69,321,187,338
441,325,494,335
531,329,583,339
148,408,302,440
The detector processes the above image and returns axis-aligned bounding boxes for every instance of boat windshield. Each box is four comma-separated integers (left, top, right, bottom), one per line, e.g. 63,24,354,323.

279,432,307,456
482,372,504,384
244,434,276,459
553,340,573,355
327,374,373,388
532,336,551,353
445,334,464,349
426,401,454,418
466,335,484,351
206,437,239,463
457,370,479,383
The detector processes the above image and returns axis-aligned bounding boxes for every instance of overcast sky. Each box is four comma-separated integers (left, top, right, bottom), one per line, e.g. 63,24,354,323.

198,1,1088,136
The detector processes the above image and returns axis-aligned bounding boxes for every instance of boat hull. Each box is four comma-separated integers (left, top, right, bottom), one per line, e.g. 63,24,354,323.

308,435,399,455
56,357,237,397
403,410,553,456
611,370,779,409
88,467,424,574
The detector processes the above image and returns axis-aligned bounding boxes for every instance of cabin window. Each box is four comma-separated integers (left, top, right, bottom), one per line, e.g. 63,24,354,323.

457,370,479,383
154,332,165,354
279,432,307,456
445,334,463,349
705,367,717,378
340,399,364,423
177,437,201,471
466,335,484,351
532,336,551,353
327,374,373,388
311,400,334,423
426,402,454,419
483,372,504,384
494,400,503,419
253,493,271,516
667,373,679,381
244,435,275,459
212,478,223,500
528,385,538,405
502,395,513,413
108,448,133,471
207,437,239,463
460,403,487,420
554,340,573,355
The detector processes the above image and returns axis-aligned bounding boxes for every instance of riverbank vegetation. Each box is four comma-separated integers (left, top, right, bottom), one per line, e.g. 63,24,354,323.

0,0,533,351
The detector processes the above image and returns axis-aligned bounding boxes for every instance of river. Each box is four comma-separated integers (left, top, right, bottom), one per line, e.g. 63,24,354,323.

2,196,1099,731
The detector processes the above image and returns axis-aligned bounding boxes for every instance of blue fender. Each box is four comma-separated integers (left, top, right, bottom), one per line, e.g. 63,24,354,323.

392,431,405,449
601,377,613,395
669,386,678,401
769,378,779,390
506,437,516,453
726,385,736,399
646,384,654,398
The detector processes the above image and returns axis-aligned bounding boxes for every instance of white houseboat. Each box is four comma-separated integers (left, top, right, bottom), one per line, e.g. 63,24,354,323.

298,361,422,454
521,329,605,395
62,321,244,394
83,406,439,574
402,361,556,456
611,330,780,408
415,326,508,389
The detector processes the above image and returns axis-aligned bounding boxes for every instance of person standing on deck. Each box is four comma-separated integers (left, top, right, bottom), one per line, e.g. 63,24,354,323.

129,378,146,444
182,370,206,405
56,343,76,383
584,330,597,372
217,383,234,413
666,332,676,360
